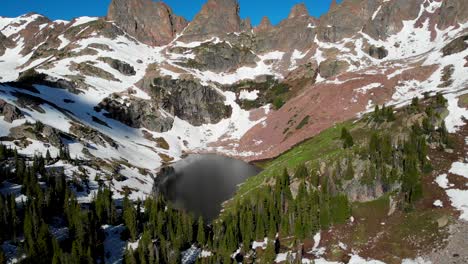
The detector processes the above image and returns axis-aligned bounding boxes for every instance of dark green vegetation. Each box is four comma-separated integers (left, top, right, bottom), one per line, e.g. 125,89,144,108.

0,93,452,264
0,147,207,264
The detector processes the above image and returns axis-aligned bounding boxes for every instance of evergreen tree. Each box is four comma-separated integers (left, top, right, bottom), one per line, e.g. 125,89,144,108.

123,195,138,241
341,127,354,148
197,216,206,246
294,163,308,179
45,149,52,162
260,240,276,264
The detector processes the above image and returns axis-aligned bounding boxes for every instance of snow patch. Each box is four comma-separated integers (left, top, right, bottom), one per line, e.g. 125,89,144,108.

239,90,259,101
433,200,443,207
449,162,468,179
444,94,468,133
356,83,382,94
435,174,452,189
70,16,99,28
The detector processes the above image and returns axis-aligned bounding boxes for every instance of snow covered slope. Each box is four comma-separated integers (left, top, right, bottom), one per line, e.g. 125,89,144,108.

0,0,467,201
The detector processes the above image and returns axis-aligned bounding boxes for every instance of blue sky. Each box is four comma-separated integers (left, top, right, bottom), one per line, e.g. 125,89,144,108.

0,0,338,25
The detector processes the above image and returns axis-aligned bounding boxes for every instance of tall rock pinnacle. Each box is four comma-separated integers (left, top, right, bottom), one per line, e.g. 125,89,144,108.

107,0,188,46
181,0,242,40
288,3,309,19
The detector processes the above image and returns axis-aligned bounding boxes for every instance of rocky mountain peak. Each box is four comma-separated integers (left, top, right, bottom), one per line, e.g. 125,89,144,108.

255,16,273,32
288,3,309,19
107,0,188,46
180,0,242,40
330,0,338,9
241,17,252,31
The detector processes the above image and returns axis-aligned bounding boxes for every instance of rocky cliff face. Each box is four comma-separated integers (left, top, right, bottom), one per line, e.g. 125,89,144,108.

107,0,188,46
179,0,242,42
316,0,380,42
362,0,424,40
254,4,317,52
148,77,232,126
437,0,468,29
96,94,174,133
0,32,13,56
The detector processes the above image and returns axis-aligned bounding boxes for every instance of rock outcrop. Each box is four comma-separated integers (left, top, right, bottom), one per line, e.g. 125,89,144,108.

0,32,14,56
107,0,188,46
0,99,24,123
317,0,381,42
96,94,174,133
147,77,232,126
175,42,258,73
437,0,468,30
179,0,242,41
254,4,317,52
442,35,468,57
98,57,136,76
318,59,349,79
362,0,424,40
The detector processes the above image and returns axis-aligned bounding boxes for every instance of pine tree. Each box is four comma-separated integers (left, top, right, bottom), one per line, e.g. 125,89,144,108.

0,144,5,160
197,216,206,246
260,240,276,264
123,196,138,241
46,149,52,162
124,248,137,264
294,164,308,179
341,127,354,148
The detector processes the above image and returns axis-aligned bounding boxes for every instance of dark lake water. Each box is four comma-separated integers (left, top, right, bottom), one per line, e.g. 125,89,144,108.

154,154,261,221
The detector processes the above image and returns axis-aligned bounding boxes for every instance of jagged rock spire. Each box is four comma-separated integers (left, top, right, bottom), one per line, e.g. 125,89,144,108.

288,3,309,19
255,16,273,32
182,0,242,39
107,0,187,46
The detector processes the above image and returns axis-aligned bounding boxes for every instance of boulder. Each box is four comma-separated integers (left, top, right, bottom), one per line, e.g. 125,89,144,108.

368,45,389,59
318,59,349,79
96,94,174,133
0,99,24,123
98,57,136,76
442,35,468,57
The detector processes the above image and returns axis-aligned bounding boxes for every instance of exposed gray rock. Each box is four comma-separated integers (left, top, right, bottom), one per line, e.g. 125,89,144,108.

362,0,423,40
0,32,14,56
8,122,63,148
15,69,87,94
0,99,24,123
98,57,136,76
437,0,468,30
174,42,258,73
70,62,119,82
180,0,242,41
318,59,349,79
88,43,113,52
42,126,63,147
148,77,232,126
253,4,317,52
107,0,188,46
368,45,388,59
442,35,468,57
70,123,118,149
96,94,174,133
317,0,381,42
